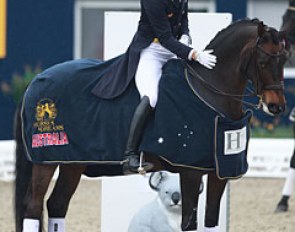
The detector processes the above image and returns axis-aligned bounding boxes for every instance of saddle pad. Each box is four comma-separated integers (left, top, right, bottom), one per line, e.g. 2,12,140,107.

22,58,252,179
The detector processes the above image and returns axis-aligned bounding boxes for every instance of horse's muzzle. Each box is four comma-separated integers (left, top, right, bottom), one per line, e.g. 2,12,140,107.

262,90,286,116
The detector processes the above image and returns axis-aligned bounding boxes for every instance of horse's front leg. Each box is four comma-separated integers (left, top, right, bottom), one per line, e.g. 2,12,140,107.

205,171,227,231
179,169,203,231
46,164,86,232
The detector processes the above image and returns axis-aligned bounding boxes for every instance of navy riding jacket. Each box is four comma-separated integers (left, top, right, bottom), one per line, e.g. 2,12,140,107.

91,0,193,99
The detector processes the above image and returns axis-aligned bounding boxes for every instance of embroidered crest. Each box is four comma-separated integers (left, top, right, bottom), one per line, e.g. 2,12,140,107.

36,98,57,123
33,98,63,132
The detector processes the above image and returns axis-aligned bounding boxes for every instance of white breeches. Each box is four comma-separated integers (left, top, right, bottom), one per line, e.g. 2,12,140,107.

135,42,177,108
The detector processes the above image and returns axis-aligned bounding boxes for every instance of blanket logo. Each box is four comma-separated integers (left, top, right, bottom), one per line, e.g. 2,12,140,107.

224,126,247,155
32,98,69,148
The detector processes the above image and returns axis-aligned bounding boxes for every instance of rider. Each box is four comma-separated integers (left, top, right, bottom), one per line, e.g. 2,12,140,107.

122,0,217,173
275,107,295,212
91,0,217,173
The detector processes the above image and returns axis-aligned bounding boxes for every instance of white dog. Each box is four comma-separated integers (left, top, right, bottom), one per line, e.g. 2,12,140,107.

128,171,182,232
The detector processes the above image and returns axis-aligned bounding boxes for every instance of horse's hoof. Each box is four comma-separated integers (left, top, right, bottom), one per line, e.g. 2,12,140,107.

274,203,288,213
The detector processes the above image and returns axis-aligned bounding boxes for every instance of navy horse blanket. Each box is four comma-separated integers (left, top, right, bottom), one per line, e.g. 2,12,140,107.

22,58,252,179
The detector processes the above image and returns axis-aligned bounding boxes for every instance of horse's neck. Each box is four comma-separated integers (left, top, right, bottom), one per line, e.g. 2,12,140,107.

196,27,257,120
195,69,246,120
194,45,250,118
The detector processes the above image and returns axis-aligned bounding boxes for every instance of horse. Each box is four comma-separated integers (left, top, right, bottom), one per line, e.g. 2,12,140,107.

14,19,287,232
273,0,295,214
281,0,295,53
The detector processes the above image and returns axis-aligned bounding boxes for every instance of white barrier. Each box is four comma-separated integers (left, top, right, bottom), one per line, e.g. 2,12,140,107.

246,138,294,178
0,140,15,181
104,12,232,60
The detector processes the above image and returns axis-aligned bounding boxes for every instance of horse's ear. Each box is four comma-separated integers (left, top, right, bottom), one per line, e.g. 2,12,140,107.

279,30,290,50
149,171,169,191
257,21,265,37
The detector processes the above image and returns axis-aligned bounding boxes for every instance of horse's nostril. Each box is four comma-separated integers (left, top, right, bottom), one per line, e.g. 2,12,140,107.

268,104,276,113
278,105,285,113
268,104,285,115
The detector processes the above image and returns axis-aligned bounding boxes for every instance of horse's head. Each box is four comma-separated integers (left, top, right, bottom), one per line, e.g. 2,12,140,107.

241,22,287,116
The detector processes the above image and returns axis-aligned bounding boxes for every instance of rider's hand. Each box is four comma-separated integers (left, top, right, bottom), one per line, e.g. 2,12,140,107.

192,49,217,69
179,34,191,46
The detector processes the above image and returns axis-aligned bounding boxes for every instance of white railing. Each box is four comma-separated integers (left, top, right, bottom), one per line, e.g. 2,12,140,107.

246,138,294,178
0,140,15,181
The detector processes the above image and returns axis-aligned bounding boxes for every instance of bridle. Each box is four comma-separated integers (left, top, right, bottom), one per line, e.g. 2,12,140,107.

185,35,287,109
248,37,286,94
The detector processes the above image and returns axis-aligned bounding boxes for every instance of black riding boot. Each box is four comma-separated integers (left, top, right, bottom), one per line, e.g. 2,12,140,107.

123,96,154,174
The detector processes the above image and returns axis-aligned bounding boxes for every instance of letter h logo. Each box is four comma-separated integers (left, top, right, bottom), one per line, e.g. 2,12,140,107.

224,127,247,155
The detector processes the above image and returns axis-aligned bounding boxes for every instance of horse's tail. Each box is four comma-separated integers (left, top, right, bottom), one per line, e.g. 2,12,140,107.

14,100,34,232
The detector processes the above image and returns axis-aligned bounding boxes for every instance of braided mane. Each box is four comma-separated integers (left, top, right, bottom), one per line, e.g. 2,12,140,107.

206,18,263,49
206,18,281,49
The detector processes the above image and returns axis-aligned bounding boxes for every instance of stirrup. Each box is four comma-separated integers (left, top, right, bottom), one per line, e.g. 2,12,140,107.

123,153,153,175
138,153,148,175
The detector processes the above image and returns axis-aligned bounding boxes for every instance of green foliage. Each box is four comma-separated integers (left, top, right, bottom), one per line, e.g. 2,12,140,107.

251,125,293,138
1,65,41,104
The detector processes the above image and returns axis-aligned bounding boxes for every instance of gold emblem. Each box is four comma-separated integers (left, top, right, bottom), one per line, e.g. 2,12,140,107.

33,98,64,132
36,99,57,122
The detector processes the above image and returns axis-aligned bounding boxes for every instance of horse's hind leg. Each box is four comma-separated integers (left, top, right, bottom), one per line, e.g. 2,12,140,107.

23,164,57,232
46,164,86,232
179,169,203,231
205,171,227,231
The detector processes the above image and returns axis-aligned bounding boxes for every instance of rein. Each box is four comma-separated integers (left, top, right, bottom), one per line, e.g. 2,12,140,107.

184,63,263,109
184,39,285,110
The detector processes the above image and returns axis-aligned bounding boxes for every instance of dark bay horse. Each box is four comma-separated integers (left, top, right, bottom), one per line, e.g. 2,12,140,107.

15,19,287,232
273,0,295,214
281,0,295,54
